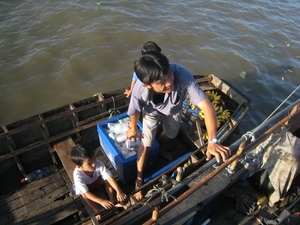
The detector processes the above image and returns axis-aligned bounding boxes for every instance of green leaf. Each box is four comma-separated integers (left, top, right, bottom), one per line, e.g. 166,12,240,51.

267,43,274,48
239,71,246,79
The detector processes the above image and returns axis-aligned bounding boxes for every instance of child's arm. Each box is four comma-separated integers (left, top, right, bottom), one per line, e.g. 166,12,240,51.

84,191,115,210
106,177,127,202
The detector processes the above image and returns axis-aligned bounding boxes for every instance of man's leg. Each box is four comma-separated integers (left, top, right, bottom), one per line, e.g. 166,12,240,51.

134,111,159,200
135,144,149,200
161,112,181,140
158,112,181,160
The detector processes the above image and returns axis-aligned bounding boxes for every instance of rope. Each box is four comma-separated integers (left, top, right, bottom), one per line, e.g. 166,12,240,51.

242,131,256,142
252,85,300,134
108,96,120,118
144,175,177,204
145,187,177,203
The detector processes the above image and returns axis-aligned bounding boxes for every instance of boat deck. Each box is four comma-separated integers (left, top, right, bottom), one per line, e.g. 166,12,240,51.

0,167,84,225
0,149,132,225
190,176,300,225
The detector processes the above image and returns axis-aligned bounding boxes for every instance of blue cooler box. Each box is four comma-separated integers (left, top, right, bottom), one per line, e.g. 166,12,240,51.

97,112,160,184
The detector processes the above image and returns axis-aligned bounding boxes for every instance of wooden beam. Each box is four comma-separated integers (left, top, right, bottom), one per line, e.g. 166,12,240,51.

0,104,127,162
0,94,126,139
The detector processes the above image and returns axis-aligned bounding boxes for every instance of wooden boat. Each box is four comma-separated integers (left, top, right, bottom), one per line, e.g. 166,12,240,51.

0,74,250,225
164,98,300,225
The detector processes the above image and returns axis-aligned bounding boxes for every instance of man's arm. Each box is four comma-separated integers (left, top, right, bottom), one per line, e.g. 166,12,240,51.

197,98,230,163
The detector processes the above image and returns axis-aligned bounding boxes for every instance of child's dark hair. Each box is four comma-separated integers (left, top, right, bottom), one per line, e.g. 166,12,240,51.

141,41,161,55
70,144,95,166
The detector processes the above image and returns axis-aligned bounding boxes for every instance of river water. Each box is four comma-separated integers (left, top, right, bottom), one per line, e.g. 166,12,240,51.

1,1,299,140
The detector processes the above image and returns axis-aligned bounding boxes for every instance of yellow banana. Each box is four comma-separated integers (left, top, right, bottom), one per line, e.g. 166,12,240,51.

199,110,205,119
217,106,231,122
202,131,208,141
205,90,221,105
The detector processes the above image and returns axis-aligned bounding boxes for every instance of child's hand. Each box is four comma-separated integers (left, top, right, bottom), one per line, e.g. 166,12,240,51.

116,191,127,202
124,89,132,98
99,199,114,210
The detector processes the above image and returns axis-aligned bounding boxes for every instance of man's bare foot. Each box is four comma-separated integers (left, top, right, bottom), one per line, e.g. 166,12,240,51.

134,190,143,201
134,178,143,200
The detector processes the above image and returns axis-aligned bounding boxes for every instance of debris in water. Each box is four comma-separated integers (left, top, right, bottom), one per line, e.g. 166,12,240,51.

239,71,246,79
243,85,253,92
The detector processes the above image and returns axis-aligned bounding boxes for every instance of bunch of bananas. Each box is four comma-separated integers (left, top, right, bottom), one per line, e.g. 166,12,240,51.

204,90,231,128
201,130,209,141
217,106,230,122
205,91,221,105
183,90,231,141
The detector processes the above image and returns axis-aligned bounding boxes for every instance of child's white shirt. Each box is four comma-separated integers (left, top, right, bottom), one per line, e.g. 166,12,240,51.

72,160,112,195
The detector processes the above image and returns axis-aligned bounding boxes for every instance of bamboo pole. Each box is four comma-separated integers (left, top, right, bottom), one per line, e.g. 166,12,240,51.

228,140,247,172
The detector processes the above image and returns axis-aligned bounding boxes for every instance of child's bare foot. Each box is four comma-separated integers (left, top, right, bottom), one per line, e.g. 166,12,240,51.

95,214,101,220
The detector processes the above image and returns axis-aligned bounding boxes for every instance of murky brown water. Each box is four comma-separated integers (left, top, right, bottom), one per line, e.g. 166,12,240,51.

1,1,299,139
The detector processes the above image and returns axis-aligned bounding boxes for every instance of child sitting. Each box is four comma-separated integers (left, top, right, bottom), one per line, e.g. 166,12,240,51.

70,144,127,220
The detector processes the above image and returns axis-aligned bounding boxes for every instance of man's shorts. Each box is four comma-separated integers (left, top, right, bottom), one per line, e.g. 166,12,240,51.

141,110,181,147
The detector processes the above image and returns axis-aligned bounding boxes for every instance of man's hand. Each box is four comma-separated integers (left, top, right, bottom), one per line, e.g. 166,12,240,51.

126,127,137,141
206,143,230,163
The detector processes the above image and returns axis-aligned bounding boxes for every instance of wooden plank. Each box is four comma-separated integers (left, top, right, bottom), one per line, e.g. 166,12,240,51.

0,173,65,216
60,168,74,190
7,197,79,225
0,185,70,224
53,137,76,183
0,172,63,206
